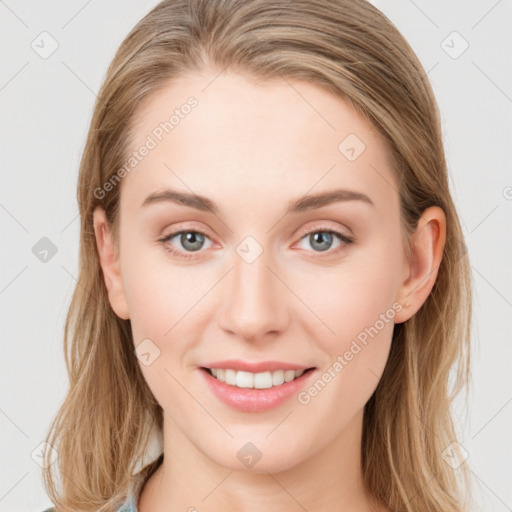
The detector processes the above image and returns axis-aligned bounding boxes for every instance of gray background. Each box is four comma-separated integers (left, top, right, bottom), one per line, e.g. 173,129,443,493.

1,1,511,511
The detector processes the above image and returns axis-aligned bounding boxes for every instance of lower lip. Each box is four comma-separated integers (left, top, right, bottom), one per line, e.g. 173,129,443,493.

199,367,317,413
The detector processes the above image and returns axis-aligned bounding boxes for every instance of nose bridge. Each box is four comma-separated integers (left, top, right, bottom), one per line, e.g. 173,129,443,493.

217,238,288,340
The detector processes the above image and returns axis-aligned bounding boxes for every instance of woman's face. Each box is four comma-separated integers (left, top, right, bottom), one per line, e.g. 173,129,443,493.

95,70,419,473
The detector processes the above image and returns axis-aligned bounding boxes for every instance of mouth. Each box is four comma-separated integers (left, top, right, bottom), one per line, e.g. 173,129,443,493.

200,366,316,389
199,365,318,413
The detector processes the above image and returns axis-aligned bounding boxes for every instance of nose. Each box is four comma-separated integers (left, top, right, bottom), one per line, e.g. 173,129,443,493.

217,248,289,343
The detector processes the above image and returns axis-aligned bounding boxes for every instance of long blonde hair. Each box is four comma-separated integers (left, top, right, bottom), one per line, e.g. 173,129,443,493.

42,1,474,510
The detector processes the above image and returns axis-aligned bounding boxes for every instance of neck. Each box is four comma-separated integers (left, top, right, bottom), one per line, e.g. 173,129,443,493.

138,408,385,512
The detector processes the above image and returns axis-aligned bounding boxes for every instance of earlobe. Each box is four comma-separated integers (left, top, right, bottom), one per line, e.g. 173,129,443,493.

92,207,130,320
394,206,446,324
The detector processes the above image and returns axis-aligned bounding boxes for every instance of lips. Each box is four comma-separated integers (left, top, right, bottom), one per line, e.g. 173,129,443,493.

200,359,314,373
198,360,318,412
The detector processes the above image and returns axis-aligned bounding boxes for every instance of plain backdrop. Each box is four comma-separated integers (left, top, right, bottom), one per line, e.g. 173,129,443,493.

1,1,511,511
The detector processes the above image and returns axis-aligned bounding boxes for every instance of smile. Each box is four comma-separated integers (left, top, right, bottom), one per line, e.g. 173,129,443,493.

205,367,314,389
199,366,317,413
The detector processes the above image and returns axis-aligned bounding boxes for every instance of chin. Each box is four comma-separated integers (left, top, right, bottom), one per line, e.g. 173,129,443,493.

206,439,309,474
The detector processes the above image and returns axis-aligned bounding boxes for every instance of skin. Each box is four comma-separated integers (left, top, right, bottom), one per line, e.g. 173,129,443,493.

93,69,446,512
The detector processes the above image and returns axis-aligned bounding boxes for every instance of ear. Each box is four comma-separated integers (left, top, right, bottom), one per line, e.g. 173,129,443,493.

394,206,446,324
93,206,130,320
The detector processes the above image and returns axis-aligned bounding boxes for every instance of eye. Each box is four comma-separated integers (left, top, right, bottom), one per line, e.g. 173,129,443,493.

158,229,213,260
158,224,355,260
296,224,354,256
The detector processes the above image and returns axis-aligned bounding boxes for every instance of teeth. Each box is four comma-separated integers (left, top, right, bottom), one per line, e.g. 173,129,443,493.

208,368,307,389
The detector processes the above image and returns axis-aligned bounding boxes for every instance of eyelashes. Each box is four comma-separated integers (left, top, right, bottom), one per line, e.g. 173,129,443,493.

158,224,355,261
296,227,354,254
159,230,213,259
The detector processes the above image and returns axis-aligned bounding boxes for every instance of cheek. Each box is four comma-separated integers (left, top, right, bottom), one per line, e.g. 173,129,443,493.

121,240,203,340
289,242,401,393
123,270,171,343
295,261,400,344
294,266,397,419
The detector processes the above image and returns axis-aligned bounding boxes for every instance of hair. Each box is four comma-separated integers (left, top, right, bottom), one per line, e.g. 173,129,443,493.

42,0,474,511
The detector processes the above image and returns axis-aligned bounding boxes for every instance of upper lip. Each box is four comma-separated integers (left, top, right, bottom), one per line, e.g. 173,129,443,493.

200,359,315,373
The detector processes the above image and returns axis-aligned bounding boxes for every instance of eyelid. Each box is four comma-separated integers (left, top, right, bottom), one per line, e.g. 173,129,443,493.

160,221,215,241
159,220,354,259
159,224,216,249
296,220,353,240
292,222,355,256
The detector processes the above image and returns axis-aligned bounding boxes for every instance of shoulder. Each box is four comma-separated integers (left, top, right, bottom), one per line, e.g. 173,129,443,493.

116,496,138,512
116,493,138,512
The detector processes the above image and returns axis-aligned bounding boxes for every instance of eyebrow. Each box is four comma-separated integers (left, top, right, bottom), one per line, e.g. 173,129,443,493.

140,187,374,215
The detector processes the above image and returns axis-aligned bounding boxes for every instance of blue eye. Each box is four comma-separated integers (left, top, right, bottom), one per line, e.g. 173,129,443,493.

159,230,212,259
298,229,354,253
159,226,354,260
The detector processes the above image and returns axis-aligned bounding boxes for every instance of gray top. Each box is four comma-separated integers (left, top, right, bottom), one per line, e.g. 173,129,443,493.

116,492,139,512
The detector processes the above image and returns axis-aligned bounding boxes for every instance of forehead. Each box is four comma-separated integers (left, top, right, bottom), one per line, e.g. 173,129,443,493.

121,71,398,218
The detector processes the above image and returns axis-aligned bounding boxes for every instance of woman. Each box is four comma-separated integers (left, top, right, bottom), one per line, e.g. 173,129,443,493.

41,0,474,511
